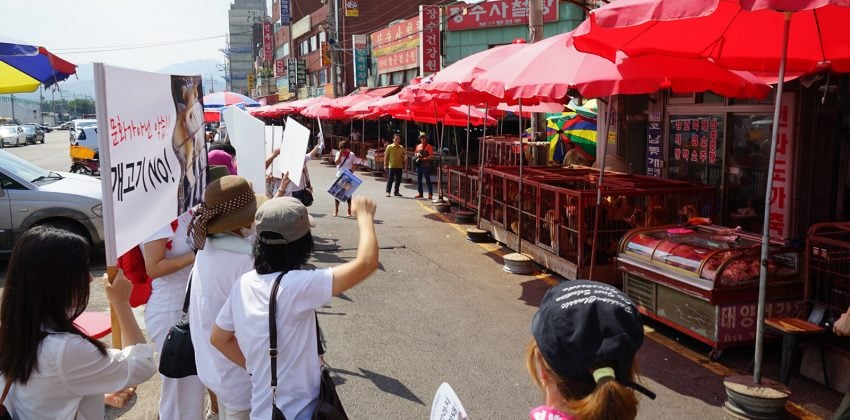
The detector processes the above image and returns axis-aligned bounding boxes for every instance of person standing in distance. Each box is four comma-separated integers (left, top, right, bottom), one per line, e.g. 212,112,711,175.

414,133,434,200
384,133,406,197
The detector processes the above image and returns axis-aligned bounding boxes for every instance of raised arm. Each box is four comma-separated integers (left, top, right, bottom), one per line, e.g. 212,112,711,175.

330,197,378,295
265,148,280,169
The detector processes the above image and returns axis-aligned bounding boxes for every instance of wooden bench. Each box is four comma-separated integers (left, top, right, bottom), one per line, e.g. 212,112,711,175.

764,316,828,387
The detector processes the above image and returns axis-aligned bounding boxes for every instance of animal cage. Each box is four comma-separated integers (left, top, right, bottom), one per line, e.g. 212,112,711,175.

478,166,718,283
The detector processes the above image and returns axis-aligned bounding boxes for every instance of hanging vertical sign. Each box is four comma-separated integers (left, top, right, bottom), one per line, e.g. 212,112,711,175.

646,111,663,177
280,0,291,25
345,0,359,17
321,41,331,66
287,58,298,91
419,5,441,75
275,59,286,78
247,73,255,91
769,92,796,240
263,21,274,63
352,35,368,87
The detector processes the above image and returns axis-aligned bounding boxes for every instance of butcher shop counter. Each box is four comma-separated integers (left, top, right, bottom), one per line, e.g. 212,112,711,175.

616,224,805,360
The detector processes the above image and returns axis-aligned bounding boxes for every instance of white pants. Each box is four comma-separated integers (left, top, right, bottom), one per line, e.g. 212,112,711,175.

218,402,251,420
146,308,206,420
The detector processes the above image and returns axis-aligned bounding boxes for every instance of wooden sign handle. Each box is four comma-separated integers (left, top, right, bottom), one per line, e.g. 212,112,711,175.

106,266,123,348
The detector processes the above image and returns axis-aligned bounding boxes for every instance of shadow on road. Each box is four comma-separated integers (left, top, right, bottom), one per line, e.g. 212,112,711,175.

331,367,425,405
517,279,549,308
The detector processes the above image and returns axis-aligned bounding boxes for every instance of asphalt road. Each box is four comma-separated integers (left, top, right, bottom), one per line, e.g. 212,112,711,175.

1,130,842,419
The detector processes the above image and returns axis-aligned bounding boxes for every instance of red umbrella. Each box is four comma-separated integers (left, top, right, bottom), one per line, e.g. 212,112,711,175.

570,0,850,386
423,43,526,104
392,105,496,126
470,32,771,103
572,0,850,74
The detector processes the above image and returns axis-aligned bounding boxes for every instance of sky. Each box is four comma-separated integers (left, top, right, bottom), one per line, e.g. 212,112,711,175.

1,0,272,71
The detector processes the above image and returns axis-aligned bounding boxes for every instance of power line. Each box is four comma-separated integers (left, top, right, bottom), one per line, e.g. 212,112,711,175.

52,30,254,55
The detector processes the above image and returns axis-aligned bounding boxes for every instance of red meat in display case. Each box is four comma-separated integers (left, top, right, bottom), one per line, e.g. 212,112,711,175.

617,224,804,359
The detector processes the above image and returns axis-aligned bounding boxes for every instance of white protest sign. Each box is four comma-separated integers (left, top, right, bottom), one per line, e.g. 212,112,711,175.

264,125,275,175
272,125,284,176
276,117,310,186
94,64,208,263
317,117,325,151
222,106,266,196
430,383,468,420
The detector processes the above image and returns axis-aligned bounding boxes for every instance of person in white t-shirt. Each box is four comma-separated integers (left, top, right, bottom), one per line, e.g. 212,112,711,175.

0,226,157,419
211,196,379,420
143,212,205,419
333,140,363,217
187,175,267,420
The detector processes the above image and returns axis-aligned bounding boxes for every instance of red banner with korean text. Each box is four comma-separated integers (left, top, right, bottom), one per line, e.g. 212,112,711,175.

420,5,441,75
769,92,795,240
274,59,286,78
263,21,274,63
446,0,558,31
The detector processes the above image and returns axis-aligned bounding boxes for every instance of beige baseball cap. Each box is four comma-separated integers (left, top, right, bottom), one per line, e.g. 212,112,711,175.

255,197,311,244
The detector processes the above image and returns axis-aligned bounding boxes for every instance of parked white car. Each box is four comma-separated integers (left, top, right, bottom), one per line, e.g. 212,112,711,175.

69,119,97,143
0,150,104,253
0,126,26,147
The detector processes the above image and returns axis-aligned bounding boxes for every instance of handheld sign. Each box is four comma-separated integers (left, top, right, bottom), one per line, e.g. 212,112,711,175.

430,383,468,420
276,117,310,186
222,106,266,195
317,117,325,151
327,169,362,202
94,64,208,264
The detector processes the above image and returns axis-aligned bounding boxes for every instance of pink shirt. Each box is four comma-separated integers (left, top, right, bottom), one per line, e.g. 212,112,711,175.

530,406,576,420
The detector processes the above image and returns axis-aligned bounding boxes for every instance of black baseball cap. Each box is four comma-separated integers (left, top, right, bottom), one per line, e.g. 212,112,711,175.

531,280,655,399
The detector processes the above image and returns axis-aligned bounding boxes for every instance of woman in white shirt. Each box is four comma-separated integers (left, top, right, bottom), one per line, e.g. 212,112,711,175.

0,226,157,419
143,212,205,419
188,175,266,419
211,196,379,420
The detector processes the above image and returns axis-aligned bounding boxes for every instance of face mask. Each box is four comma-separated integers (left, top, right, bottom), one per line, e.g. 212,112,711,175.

240,224,256,240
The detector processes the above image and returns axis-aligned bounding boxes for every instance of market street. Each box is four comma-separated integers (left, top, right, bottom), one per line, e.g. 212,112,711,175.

0,130,842,419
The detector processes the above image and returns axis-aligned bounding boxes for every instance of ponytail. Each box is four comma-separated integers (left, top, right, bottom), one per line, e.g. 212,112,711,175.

566,376,639,420
525,339,641,420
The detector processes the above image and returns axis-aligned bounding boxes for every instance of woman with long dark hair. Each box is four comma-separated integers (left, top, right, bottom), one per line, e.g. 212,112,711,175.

0,226,156,418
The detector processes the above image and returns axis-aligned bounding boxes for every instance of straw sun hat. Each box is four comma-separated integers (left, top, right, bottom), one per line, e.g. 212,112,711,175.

189,175,268,249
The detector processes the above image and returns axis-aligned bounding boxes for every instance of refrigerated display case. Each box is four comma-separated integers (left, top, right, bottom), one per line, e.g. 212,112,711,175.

617,224,805,358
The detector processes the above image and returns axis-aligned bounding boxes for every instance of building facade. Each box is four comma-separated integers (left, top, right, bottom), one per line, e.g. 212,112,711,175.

227,0,267,95
271,0,442,100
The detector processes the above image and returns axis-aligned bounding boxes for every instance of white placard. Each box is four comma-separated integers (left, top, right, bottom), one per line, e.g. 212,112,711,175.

94,64,208,263
430,383,468,420
264,125,274,175
272,125,284,176
276,117,310,186
317,117,325,150
222,106,266,196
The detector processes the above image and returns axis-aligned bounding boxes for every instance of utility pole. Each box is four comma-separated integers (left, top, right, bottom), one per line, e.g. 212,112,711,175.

39,86,44,124
528,0,546,139
330,0,340,97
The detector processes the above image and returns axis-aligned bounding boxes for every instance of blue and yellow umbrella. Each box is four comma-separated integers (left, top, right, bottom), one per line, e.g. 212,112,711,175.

0,36,77,94
546,112,597,164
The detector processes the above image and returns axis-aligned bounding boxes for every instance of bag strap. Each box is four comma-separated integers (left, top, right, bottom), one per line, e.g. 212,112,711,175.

181,273,193,315
315,312,324,356
269,272,286,410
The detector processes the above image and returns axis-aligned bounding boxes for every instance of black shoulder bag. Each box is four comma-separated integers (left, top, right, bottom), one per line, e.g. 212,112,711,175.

159,274,197,378
269,273,348,420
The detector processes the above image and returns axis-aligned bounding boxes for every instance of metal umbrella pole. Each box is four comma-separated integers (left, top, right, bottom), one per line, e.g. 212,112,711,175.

754,11,792,385
476,103,490,228
465,104,472,208
517,98,524,254
502,98,532,274
588,97,610,280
